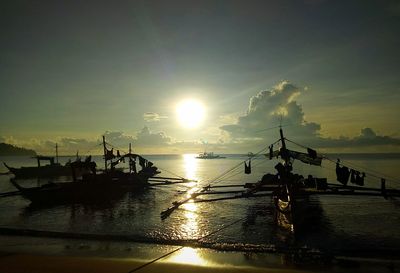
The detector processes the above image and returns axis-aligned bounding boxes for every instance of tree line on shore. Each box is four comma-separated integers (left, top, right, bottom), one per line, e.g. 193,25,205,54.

0,143,36,156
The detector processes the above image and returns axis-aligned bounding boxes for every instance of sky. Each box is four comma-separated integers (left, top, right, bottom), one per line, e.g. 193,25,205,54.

0,0,399,155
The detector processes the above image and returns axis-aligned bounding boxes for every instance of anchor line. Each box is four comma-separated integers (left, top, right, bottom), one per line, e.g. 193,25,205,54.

126,216,246,273
156,166,186,180
220,157,270,182
161,141,279,218
208,142,276,187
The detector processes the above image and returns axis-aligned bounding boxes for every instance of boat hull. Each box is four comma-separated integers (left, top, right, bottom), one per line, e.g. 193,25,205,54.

274,187,311,234
4,163,93,179
11,172,150,206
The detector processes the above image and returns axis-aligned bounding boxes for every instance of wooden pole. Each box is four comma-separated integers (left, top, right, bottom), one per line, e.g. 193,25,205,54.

102,136,107,171
55,143,58,164
381,178,387,199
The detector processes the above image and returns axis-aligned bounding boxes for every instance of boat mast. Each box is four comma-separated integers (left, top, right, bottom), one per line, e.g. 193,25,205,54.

102,136,107,171
55,143,59,164
279,127,290,166
129,143,132,173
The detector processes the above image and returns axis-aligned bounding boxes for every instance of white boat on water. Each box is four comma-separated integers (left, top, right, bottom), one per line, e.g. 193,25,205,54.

195,152,225,159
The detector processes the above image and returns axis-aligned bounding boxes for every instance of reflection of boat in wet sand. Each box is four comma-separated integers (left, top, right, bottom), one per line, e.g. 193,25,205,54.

3,144,94,178
10,137,194,206
162,127,400,234
195,152,225,159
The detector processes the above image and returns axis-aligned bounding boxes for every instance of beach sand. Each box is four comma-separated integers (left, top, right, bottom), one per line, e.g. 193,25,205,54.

0,254,284,273
0,235,398,273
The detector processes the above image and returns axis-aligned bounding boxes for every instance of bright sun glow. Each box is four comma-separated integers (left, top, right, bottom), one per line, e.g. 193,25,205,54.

167,247,207,266
176,99,205,129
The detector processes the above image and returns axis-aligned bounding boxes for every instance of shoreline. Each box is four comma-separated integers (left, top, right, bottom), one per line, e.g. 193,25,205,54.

1,227,400,260
0,234,399,273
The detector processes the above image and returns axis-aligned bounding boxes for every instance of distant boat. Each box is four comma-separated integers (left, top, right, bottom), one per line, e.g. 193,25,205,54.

195,152,225,159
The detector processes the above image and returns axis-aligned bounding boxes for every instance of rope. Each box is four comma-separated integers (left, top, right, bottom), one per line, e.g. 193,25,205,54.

207,141,277,187
323,155,400,186
104,140,188,180
221,157,270,182
160,141,278,219
127,246,184,273
285,137,308,150
253,124,289,134
156,166,185,180
127,216,246,273
285,137,400,186
83,142,103,155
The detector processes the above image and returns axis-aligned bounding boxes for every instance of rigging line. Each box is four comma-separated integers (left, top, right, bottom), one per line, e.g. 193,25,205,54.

284,138,309,150
156,166,185,179
319,163,399,189
335,157,400,184
285,137,400,185
323,155,400,185
216,138,278,182
321,159,400,189
218,168,246,183
127,246,184,273
104,140,187,179
84,142,103,155
221,157,270,182
210,156,261,186
271,138,282,146
127,216,246,273
207,161,245,186
198,216,246,241
104,141,137,156
162,143,275,211
197,141,275,190
209,144,271,185
250,153,270,159
253,124,289,134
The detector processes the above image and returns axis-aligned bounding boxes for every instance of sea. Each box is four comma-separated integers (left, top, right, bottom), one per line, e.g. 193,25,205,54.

0,153,400,264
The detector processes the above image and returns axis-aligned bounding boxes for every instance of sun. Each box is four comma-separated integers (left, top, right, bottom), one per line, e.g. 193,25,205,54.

176,99,205,129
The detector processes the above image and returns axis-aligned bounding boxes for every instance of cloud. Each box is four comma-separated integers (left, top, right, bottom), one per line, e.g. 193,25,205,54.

102,128,171,149
104,131,135,145
220,81,400,150
57,138,101,154
134,126,171,146
0,127,173,155
143,112,168,122
220,81,320,141
316,128,400,148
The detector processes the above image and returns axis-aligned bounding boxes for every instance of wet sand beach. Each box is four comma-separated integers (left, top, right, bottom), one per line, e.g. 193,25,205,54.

0,235,399,273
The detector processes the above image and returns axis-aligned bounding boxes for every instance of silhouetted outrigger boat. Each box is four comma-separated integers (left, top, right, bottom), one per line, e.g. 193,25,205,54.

161,127,400,234
10,137,194,206
3,144,94,178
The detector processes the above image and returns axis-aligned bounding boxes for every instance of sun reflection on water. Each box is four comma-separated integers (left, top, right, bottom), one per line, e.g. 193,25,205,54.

182,153,199,182
167,247,208,266
181,154,201,238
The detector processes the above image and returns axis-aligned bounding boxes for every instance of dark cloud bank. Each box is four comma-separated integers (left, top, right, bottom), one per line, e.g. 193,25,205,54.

35,127,171,154
220,81,400,150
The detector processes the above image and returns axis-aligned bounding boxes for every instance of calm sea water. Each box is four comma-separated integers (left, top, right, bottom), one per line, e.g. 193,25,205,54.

0,154,399,258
